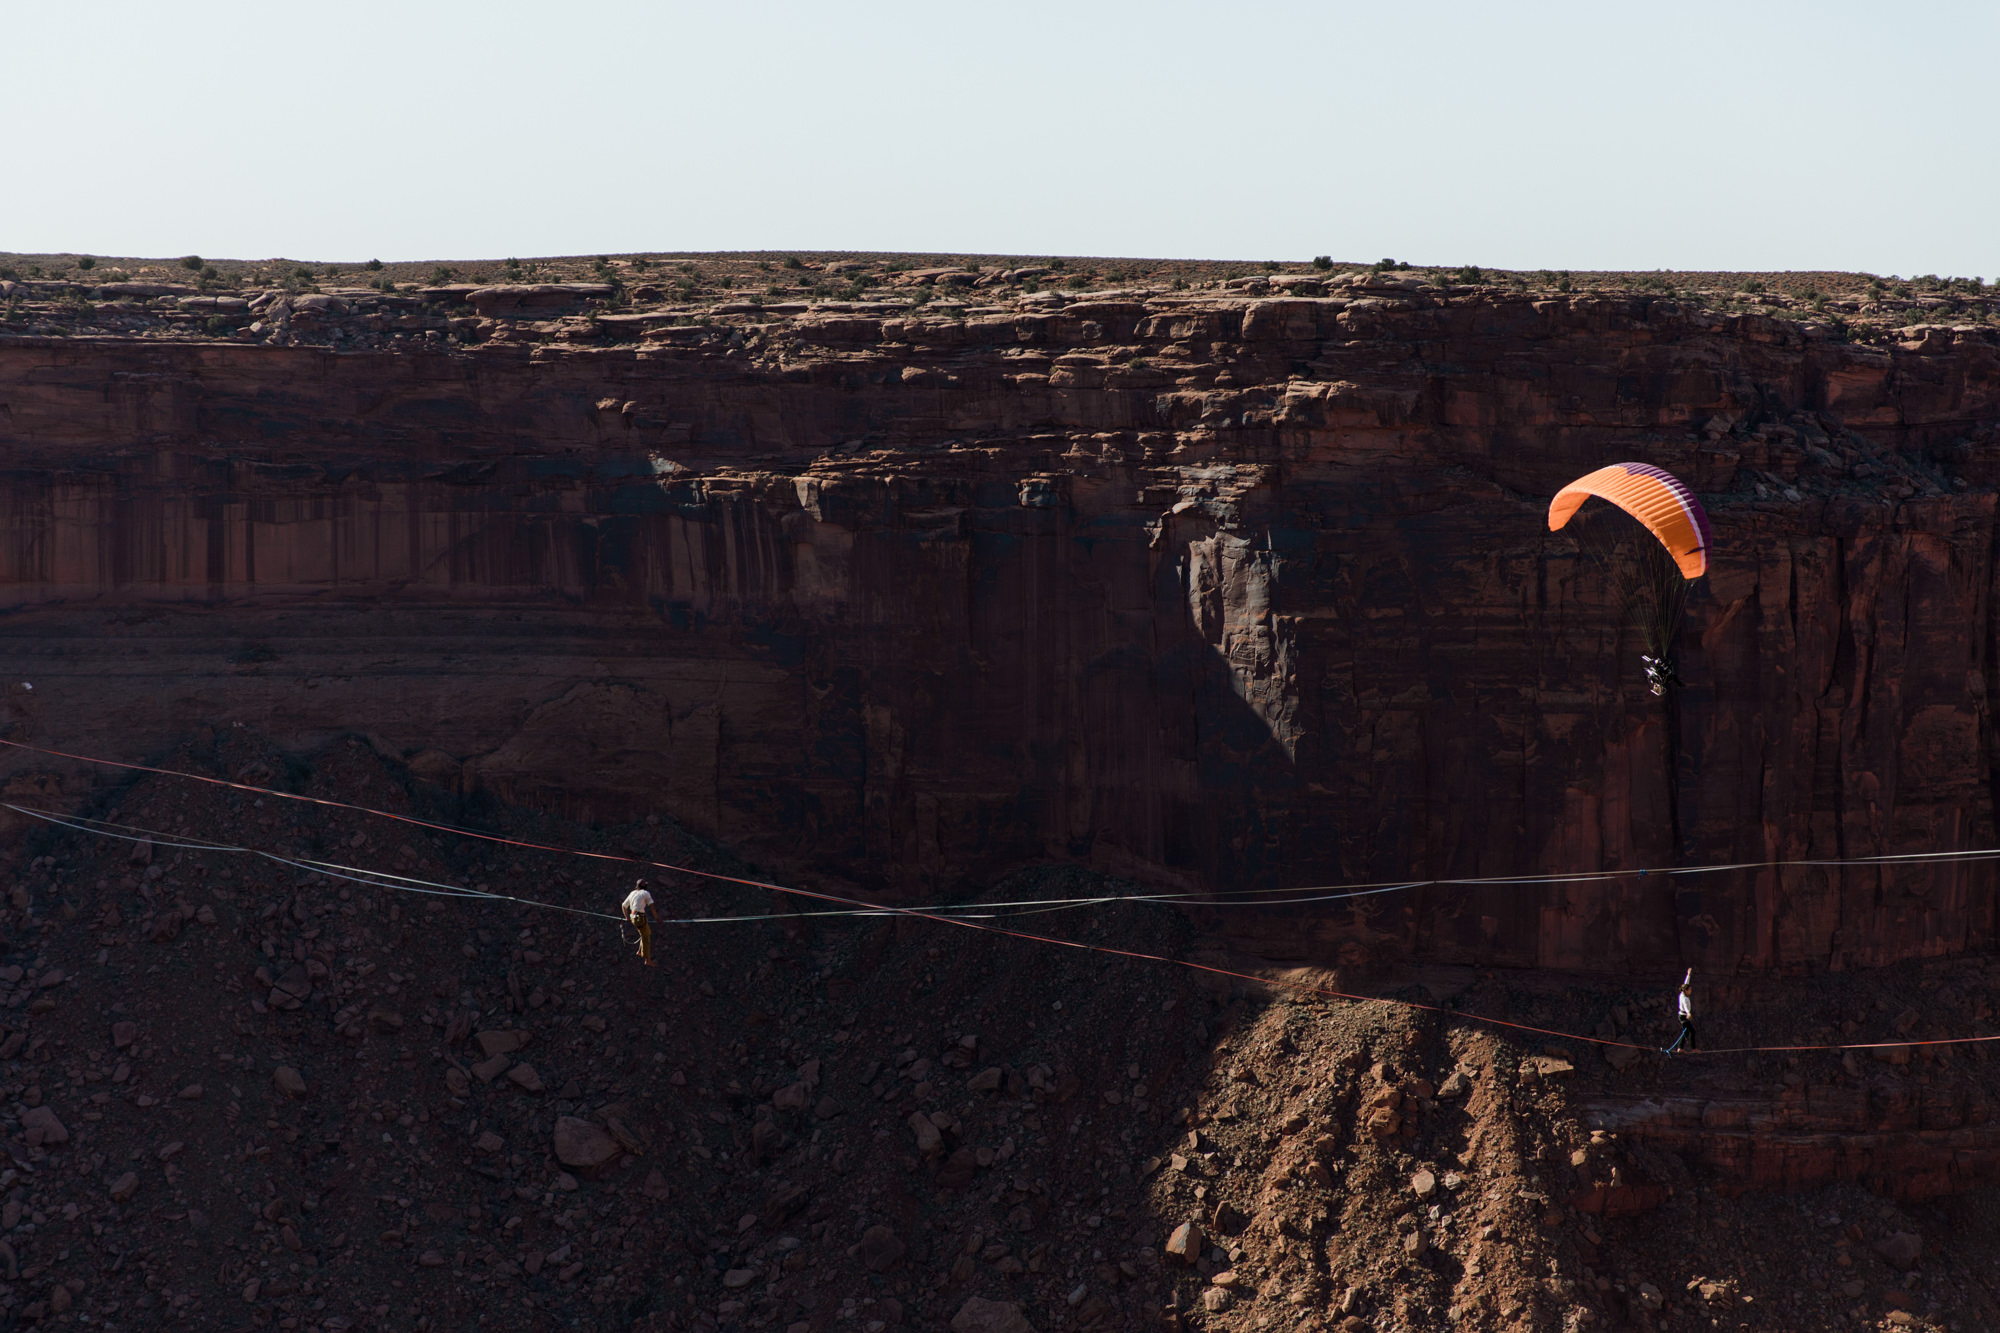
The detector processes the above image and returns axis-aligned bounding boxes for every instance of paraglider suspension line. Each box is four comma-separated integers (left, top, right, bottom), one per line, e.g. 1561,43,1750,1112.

1570,504,1694,859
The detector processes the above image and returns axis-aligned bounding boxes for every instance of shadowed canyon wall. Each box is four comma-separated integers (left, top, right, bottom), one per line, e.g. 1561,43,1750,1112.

2,290,1998,976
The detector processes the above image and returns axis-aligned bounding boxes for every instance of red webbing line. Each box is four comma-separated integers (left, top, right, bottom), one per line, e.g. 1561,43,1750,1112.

0,737,662,867
7,736,1996,1058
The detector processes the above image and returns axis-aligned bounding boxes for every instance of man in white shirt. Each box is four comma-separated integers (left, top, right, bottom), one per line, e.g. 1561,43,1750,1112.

1667,968,1696,1054
623,879,658,967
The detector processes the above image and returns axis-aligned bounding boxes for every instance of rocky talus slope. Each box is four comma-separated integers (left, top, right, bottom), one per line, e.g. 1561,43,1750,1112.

0,733,1989,1333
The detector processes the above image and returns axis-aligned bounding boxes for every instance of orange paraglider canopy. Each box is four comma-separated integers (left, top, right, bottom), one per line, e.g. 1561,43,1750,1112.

1547,463,1712,580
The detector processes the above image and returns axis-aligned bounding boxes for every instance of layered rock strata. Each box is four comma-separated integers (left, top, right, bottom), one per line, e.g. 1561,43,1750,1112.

2,284,1998,976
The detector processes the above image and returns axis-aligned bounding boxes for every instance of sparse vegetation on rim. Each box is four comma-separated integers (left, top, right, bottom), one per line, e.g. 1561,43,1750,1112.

0,248,1991,351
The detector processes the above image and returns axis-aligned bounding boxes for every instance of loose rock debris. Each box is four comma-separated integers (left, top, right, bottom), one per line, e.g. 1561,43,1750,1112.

0,729,1992,1331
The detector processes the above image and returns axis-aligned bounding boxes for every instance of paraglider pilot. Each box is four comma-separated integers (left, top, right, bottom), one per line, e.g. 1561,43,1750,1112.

1640,653,1683,698
623,878,658,967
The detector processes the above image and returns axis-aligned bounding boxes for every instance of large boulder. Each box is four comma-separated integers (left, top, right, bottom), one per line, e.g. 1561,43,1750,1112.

290,294,351,316
951,1297,1037,1333
20,1106,67,1145
92,282,193,299
1873,1231,1923,1271
857,1224,905,1273
552,1117,620,1170
268,964,312,1011
475,1029,525,1057
466,283,615,316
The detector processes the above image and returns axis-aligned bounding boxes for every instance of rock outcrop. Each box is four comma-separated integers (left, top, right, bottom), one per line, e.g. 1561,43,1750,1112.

2,288,1998,976
1589,1061,2000,1202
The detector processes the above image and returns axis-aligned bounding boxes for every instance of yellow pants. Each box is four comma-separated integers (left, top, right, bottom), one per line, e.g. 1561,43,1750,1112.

632,915,653,964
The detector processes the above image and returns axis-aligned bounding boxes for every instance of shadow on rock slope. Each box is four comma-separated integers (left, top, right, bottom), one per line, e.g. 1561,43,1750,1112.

0,729,1992,1333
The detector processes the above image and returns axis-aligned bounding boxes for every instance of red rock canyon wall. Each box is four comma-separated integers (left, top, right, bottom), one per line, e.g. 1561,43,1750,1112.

2,291,1998,976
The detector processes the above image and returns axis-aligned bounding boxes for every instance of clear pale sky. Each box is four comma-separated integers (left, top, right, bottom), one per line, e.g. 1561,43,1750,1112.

8,0,1994,277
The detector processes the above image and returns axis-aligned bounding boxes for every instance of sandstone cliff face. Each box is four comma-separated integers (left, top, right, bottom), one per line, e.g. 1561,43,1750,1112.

2,290,1997,975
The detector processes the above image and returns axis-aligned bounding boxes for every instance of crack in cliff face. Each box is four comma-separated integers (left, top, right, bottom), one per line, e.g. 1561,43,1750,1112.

1,290,1997,976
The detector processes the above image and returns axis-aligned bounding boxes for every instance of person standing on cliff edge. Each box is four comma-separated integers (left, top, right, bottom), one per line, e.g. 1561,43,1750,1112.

1665,968,1696,1054
623,878,658,967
